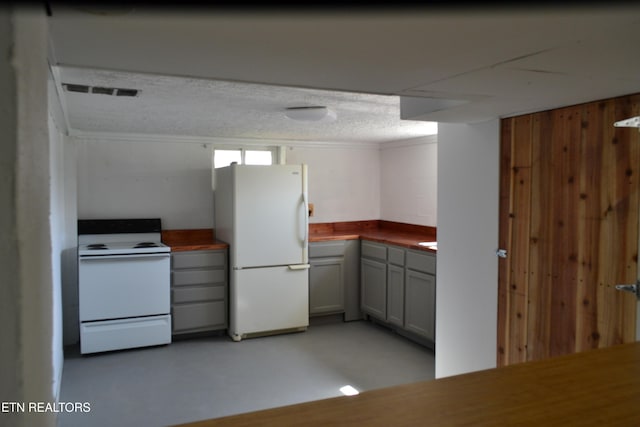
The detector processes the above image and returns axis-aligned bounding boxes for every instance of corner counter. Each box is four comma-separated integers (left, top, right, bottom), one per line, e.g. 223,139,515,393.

309,220,437,253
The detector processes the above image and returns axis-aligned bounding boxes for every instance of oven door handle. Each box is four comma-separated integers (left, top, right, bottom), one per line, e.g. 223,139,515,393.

79,253,171,261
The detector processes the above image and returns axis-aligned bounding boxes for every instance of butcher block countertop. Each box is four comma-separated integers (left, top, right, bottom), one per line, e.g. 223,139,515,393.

310,220,437,253
173,342,640,426
163,221,436,253
162,229,228,252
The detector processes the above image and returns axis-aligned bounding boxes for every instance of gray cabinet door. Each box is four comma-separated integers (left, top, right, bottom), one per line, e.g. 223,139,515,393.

405,269,435,341
387,264,405,327
361,258,387,320
309,257,344,315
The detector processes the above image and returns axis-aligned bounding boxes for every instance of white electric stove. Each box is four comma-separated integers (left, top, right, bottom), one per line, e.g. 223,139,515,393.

78,219,172,354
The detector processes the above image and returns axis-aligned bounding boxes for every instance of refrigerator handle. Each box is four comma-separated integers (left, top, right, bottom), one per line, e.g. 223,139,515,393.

302,193,309,243
301,164,309,264
288,264,311,270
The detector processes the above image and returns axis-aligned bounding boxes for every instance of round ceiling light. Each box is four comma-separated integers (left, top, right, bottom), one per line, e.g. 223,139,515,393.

284,106,336,122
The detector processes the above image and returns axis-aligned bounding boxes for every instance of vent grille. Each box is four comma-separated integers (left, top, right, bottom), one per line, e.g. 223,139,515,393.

63,83,139,97
64,84,89,93
91,86,114,95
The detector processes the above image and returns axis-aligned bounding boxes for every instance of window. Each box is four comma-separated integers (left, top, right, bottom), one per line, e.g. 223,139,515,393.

213,147,276,168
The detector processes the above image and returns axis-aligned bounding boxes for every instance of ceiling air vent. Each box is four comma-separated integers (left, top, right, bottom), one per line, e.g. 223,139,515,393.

91,86,114,95
63,83,90,93
115,88,138,97
63,83,139,97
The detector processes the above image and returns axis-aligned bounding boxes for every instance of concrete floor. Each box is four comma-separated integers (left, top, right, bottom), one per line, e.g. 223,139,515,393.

59,319,435,427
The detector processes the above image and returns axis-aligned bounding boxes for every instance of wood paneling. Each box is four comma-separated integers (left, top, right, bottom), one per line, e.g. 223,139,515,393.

499,94,640,366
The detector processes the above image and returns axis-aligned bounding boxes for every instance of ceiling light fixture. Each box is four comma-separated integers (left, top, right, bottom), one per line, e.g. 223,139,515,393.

285,106,336,122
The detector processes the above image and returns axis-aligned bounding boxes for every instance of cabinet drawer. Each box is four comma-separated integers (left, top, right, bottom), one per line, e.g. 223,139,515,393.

172,285,225,304
172,251,226,269
309,241,346,258
172,301,226,332
406,250,436,274
388,246,405,266
361,241,387,261
172,269,226,286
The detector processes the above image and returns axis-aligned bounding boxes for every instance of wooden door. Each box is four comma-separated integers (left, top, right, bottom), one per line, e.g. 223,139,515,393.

498,94,640,366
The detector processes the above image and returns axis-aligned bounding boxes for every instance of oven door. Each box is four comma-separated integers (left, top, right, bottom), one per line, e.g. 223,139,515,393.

79,253,170,321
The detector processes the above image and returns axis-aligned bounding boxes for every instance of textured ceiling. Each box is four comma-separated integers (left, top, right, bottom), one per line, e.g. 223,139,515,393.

47,4,640,143
55,66,437,144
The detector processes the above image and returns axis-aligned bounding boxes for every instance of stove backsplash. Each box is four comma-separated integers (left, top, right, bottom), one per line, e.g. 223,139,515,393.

78,218,162,235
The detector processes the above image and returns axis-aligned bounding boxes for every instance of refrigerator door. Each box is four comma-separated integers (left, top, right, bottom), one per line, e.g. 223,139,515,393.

229,265,309,341
233,165,308,268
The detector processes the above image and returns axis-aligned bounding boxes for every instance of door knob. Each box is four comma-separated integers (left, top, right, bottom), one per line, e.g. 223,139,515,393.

496,249,508,259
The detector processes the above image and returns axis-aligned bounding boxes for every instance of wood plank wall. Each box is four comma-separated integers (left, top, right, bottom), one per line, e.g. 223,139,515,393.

498,93,640,367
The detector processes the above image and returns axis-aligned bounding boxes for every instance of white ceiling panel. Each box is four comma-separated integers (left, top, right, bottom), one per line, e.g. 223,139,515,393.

57,66,437,143
46,4,640,139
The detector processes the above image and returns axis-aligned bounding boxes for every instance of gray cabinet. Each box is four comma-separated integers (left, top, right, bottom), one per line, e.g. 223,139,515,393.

405,270,435,340
361,257,387,320
387,246,405,327
387,264,405,327
360,240,436,346
405,249,436,342
309,240,360,320
360,241,387,321
170,249,227,335
309,257,344,315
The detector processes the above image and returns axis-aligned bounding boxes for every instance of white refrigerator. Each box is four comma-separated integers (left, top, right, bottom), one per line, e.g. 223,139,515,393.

214,164,310,341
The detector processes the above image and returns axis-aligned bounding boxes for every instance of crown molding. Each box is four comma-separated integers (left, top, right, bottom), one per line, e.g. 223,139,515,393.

379,134,438,149
68,129,384,150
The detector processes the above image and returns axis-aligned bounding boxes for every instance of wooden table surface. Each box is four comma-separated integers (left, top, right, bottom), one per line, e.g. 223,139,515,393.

174,342,640,426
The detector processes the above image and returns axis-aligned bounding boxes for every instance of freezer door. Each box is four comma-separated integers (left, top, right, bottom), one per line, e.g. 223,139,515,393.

233,165,307,267
229,266,309,340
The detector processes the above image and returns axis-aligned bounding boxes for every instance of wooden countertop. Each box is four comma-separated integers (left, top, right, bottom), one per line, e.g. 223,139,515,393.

163,221,436,253
173,342,640,426
162,229,228,252
309,220,437,253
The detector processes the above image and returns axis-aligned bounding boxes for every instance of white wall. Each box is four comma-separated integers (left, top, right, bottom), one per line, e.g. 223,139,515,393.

2,7,60,427
380,136,437,226
48,73,79,347
60,136,79,346
286,145,381,223
75,141,384,228
76,138,438,229
435,120,499,379
76,139,214,229
0,7,21,423
48,113,65,398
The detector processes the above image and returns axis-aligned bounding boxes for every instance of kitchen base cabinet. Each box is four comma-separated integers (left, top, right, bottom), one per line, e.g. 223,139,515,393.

387,264,405,327
309,240,361,320
361,258,387,320
360,240,436,349
405,249,436,343
171,249,228,335
309,257,344,315
405,270,435,341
